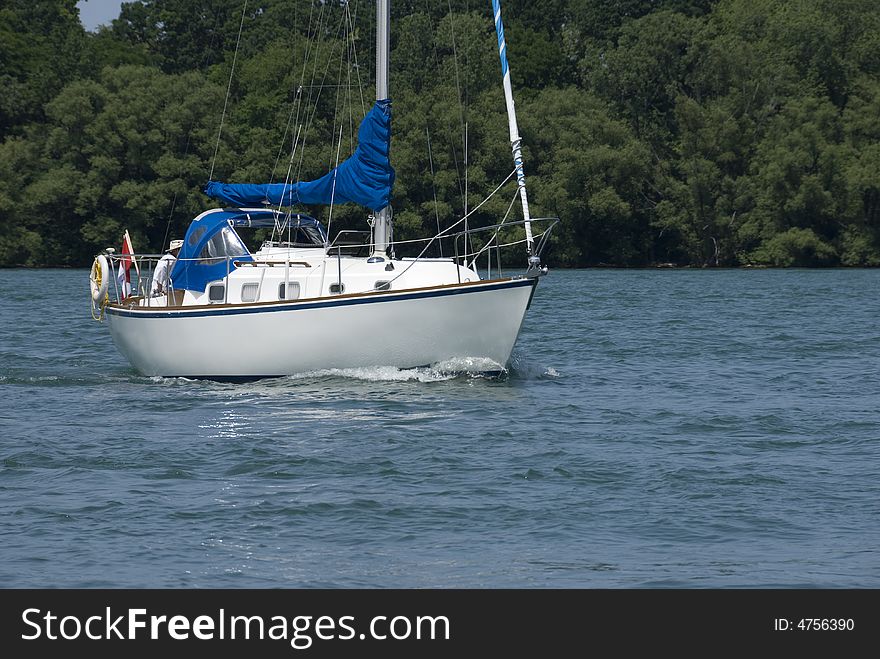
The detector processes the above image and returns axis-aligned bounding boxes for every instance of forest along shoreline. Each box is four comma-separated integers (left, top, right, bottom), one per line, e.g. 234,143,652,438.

2,1,878,270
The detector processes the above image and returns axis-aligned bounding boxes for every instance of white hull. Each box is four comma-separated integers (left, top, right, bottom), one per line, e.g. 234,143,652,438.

93,0,555,380
106,278,537,377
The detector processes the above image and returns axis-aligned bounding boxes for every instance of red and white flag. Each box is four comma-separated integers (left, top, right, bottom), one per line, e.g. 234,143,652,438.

117,230,136,298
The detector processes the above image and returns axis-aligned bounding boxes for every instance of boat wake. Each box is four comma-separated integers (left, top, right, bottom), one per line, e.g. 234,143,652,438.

284,358,508,383
142,356,559,385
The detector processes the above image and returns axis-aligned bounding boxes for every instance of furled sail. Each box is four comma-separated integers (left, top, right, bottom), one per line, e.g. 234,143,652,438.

204,99,394,212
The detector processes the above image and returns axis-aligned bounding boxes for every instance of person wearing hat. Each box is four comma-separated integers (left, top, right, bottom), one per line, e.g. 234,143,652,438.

151,239,183,296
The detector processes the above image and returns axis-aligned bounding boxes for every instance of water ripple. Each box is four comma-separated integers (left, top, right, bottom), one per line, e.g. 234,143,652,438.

1,268,879,587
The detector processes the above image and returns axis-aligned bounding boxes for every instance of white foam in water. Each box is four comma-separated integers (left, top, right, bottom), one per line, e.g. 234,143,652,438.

150,375,198,385
143,358,506,385
431,356,505,374
286,366,451,382
285,358,505,383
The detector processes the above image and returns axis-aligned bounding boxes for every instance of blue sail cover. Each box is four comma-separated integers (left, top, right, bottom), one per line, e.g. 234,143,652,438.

204,99,394,212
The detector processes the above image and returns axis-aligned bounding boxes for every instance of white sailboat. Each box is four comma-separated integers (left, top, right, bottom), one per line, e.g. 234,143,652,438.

88,0,555,379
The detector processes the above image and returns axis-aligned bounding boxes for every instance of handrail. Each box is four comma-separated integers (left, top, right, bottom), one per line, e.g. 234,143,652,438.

234,260,311,268
100,216,558,307
453,217,558,267
447,217,557,241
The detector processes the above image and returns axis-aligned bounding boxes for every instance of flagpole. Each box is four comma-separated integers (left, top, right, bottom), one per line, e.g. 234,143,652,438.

126,230,140,278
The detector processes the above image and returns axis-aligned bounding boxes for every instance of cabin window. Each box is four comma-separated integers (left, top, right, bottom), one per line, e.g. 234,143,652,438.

279,282,301,300
208,284,225,302
241,282,259,302
199,227,249,265
374,281,391,291
187,226,206,247
329,283,345,294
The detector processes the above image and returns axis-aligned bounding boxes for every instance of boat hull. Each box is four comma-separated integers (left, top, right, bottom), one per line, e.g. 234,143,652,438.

105,278,537,377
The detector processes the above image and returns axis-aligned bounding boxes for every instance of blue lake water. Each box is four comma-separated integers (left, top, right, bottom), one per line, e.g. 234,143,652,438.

1,268,878,587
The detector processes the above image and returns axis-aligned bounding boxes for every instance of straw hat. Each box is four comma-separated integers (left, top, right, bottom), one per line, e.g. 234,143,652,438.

168,239,184,251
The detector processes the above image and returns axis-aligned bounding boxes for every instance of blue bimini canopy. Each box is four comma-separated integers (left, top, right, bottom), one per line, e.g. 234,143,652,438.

204,99,395,212
169,209,327,293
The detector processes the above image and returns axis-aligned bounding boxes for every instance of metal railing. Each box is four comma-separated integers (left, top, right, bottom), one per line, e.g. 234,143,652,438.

450,217,558,281
99,216,558,307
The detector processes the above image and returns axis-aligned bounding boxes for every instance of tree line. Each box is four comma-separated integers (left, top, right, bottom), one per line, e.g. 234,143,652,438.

1,0,878,268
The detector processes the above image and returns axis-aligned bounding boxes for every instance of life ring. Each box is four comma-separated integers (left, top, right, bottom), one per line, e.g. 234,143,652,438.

90,255,109,303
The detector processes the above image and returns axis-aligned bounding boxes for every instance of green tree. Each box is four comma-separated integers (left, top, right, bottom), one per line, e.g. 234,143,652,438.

737,96,845,266
840,78,880,264
520,88,653,266
0,0,87,136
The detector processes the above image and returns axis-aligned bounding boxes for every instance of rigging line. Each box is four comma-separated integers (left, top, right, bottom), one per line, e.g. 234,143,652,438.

420,0,445,258
300,5,350,139
278,3,349,224
345,2,355,153
292,83,365,88
390,216,552,248
329,18,348,172
403,167,516,243
329,1,358,172
290,0,319,151
346,0,367,118
271,123,303,244
160,125,194,251
162,4,224,253
289,0,328,188
272,85,304,182
271,0,304,182
209,0,248,182
269,3,302,186
272,121,304,242
292,5,349,189
421,0,444,98
326,124,345,244
338,2,356,160
447,0,468,216
161,192,179,252
469,188,519,269
379,168,516,288
426,126,443,257
278,10,323,210
446,126,464,205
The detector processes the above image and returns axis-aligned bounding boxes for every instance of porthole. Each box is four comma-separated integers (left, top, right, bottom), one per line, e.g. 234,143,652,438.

279,282,301,300
208,284,225,302
241,282,259,302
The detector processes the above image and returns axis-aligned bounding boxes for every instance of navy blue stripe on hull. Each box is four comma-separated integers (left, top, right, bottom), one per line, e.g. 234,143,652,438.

107,278,536,319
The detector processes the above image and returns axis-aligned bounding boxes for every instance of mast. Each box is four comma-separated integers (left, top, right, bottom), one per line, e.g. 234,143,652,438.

373,0,392,256
491,0,534,257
